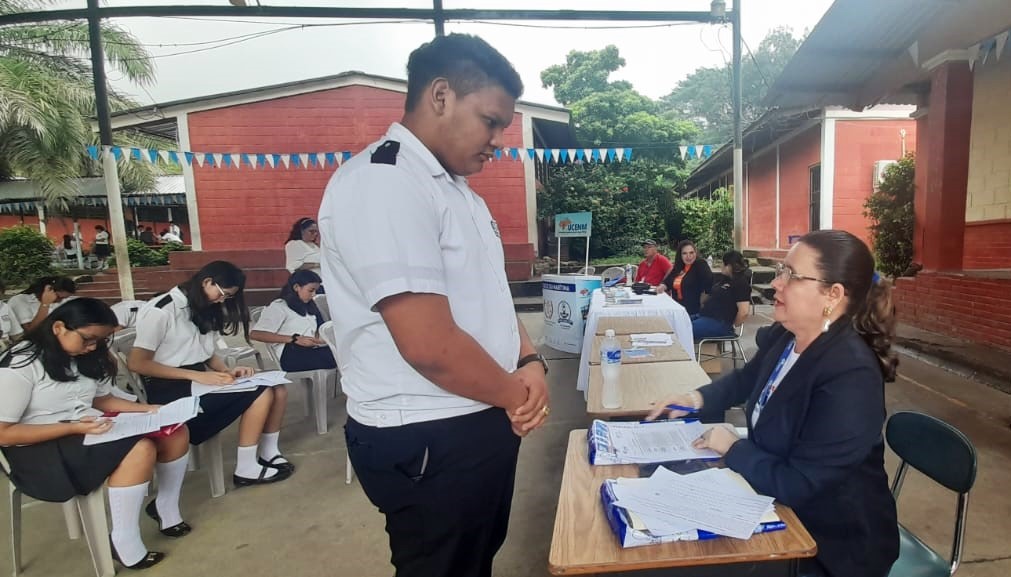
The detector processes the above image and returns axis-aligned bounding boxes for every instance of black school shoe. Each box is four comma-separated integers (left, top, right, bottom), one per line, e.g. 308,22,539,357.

144,500,192,538
258,454,295,474
233,464,294,487
111,540,165,570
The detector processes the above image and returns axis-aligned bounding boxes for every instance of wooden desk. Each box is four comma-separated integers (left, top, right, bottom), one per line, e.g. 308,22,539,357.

587,362,712,418
549,430,817,575
595,315,674,336
589,335,691,365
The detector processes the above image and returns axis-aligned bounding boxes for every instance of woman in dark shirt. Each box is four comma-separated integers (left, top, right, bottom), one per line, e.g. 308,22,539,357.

658,240,712,315
694,250,752,339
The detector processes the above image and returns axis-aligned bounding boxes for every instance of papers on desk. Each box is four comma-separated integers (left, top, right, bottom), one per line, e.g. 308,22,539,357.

600,467,784,547
83,397,200,446
190,370,291,396
630,333,674,347
588,419,720,465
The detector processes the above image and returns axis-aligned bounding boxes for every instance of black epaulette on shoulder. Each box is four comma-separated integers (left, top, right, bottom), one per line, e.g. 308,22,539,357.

370,140,400,165
154,294,173,309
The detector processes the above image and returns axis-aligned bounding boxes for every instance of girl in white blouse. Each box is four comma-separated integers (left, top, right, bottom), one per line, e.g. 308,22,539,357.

0,298,191,570
284,217,322,276
127,261,293,486
250,270,336,372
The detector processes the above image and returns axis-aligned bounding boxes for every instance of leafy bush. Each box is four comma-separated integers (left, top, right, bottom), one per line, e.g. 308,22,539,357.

0,226,54,288
864,154,915,277
111,239,191,268
670,188,734,259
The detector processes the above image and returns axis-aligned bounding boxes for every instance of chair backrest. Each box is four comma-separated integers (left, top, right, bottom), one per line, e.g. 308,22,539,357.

576,266,596,275
318,321,338,361
629,264,639,281
248,306,282,366
314,294,331,322
108,331,148,402
601,266,625,285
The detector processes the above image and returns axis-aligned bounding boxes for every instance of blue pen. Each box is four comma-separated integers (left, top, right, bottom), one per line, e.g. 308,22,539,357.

665,404,697,413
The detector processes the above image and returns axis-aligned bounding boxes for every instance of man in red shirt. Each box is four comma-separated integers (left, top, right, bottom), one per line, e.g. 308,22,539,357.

635,239,673,286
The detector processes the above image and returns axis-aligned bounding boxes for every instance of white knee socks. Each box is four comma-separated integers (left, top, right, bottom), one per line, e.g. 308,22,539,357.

154,453,188,529
235,445,276,479
108,482,149,566
257,431,287,464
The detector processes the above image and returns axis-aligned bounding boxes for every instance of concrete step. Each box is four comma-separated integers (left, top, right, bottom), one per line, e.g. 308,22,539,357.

514,296,543,312
510,279,542,298
750,265,776,285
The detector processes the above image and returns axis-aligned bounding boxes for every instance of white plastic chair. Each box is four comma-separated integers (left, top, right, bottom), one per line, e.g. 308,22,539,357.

249,308,337,435
2,452,114,577
313,294,330,322
317,322,355,485
601,266,625,285
696,324,749,369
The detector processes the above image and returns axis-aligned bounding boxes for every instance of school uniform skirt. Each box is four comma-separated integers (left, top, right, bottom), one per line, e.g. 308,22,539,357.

143,362,266,445
2,434,144,502
93,243,111,258
279,343,336,373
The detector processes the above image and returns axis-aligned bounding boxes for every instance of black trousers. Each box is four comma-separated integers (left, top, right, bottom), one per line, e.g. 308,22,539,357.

345,407,521,577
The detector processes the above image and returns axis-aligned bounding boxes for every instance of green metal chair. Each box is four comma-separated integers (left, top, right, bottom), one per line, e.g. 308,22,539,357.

886,411,977,577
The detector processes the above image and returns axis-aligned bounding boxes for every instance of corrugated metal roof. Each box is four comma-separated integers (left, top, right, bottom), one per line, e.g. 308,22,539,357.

0,176,184,202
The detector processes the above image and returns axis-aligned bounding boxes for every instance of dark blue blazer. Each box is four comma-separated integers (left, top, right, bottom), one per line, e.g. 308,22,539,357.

697,322,899,577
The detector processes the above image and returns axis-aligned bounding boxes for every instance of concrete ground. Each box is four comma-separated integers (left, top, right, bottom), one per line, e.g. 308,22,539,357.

2,308,1010,577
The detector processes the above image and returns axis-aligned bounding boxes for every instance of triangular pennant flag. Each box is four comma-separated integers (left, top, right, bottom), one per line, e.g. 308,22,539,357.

194,153,205,167
535,149,544,161
968,43,980,70
211,153,223,167
144,149,157,163
575,149,585,162
335,152,343,167
582,148,592,162
983,38,997,66
550,149,561,163
313,153,323,166
280,154,291,169
702,145,713,158
624,148,633,161
679,146,688,159
325,152,336,166
130,148,143,161
111,146,123,161
606,149,616,162
266,154,278,168
86,145,99,160
566,149,576,163
510,148,519,160
159,150,171,164
221,154,233,168
256,154,266,168
908,41,919,66
527,148,536,160
996,31,1009,60
241,153,254,169
298,153,309,167
692,145,702,159
591,149,601,162
182,152,193,166
230,153,241,168
615,148,626,163
494,149,502,160
342,151,353,162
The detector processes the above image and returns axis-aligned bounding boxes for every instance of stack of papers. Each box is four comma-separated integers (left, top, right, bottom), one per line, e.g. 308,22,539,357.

84,396,201,446
630,333,674,347
190,370,292,396
602,467,784,546
588,419,720,465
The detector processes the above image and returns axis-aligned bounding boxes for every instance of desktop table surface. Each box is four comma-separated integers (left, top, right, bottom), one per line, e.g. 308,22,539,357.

586,361,712,418
548,430,817,575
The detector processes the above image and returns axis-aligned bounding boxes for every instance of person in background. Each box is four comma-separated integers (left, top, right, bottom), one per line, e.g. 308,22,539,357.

168,221,182,242
8,276,77,333
634,239,673,286
657,239,712,315
1,281,22,344
111,300,148,331
250,270,336,372
284,218,322,276
63,234,80,262
692,250,752,339
318,33,549,577
0,298,192,569
127,261,293,485
140,227,157,246
93,225,111,271
160,229,182,244
648,230,899,577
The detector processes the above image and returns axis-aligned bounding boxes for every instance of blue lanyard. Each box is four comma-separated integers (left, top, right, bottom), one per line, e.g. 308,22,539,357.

756,339,796,410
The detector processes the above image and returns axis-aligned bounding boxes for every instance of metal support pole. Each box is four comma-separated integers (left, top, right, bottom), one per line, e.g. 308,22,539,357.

87,0,134,298
433,0,445,36
731,1,744,250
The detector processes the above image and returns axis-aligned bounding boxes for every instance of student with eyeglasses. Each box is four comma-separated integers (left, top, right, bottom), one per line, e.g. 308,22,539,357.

648,230,899,577
0,298,191,570
128,261,294,488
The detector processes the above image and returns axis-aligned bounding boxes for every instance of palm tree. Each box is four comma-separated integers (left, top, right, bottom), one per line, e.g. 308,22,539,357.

0,0,168,206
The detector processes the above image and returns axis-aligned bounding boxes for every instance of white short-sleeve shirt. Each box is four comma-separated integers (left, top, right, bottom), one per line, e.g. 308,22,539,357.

285,240,322,275
1,301,23,340
253,299,319,360
133,287,216,368
110,300,147,329
0,347,110,425
95,230,109,245
318,122,520,428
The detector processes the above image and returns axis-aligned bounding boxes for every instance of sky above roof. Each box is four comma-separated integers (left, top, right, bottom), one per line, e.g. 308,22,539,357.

47,0,835,108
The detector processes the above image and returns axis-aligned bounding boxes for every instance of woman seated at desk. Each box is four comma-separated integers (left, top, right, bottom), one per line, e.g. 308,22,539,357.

0,298,191,569
648,230,899,577
692,250,751,339
250,270,336,372
657,240,712,316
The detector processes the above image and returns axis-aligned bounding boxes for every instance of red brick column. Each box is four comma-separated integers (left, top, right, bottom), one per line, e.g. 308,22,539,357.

916,60,973,272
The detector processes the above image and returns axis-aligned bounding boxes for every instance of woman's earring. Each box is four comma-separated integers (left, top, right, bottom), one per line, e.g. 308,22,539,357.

822,306,834,333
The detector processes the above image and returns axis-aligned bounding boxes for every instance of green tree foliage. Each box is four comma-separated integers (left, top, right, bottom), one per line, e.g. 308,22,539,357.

117,238,190,268
0,225,54,287
0,0,170,205
864,154,915,277
668,189,734,260
661,27,802,143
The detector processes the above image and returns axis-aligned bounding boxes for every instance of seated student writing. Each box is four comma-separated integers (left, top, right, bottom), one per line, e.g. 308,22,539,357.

648,231,899,577
127,261,294,486
0,298,191,570
8,276,77,333
250,270,336,372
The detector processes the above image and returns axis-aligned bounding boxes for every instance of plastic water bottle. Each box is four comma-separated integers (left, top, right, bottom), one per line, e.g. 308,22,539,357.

601,329,622,408
707,255,715,269
624,264,633,285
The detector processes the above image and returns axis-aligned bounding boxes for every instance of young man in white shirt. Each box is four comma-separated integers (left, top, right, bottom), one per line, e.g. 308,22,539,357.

318,33,549,577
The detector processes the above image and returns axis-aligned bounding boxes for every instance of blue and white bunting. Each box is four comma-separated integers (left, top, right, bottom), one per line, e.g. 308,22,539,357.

676,144,719,160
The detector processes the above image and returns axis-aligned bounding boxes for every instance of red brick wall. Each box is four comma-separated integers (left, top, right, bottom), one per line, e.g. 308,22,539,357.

0,216,190,247
777,126,821,248
186,84,529,251
833,119,917,247
963,220,1011,269
746,150,777,248
894,272,1011,352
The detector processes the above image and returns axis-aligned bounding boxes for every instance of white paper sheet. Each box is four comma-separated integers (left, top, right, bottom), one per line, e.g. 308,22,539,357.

83,396,200,445
605,420,720,463
190,370,291,396
629,333,674,346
